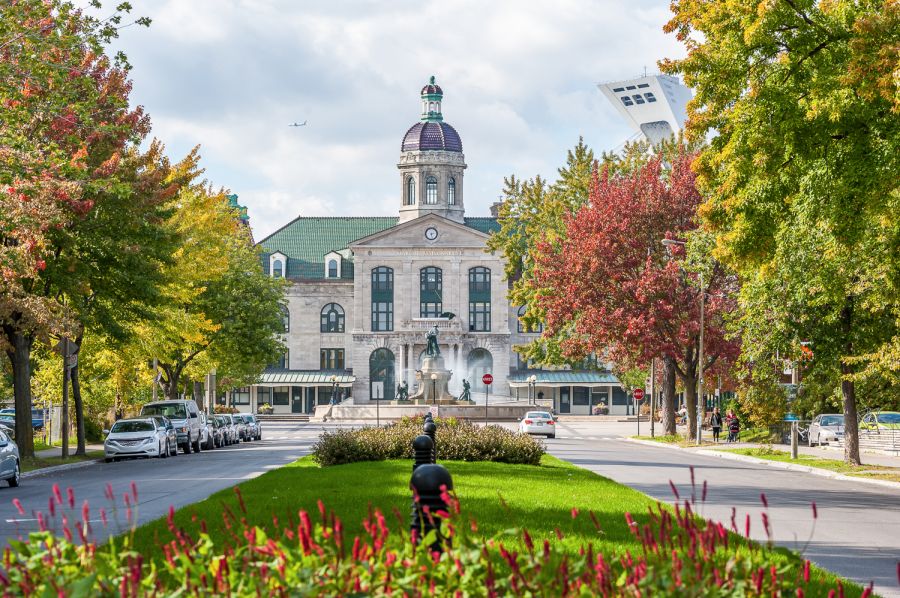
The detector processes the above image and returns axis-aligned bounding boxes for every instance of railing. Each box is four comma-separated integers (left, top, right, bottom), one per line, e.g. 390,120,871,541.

401,318,463,332
834,428,900,455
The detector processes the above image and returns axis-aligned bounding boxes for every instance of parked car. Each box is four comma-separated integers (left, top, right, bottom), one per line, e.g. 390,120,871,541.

214,415,235,445
0,408,45,429
0,422,15,442
860,411,900,432
240,414,261,441
808,414,844,446
140,400,203,454
207,416,226,448
149,416,178,456
0,428,20,487
199,412,216,451
518,410,556,439
228,414,247,442
104,417,174,462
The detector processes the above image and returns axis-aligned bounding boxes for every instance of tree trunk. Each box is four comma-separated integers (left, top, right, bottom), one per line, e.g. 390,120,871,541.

840,300,861,465
193,380,203,404
162,364,183,401
71,333,86,456
660,356,677,435
683,375,698,442
5,330,35,457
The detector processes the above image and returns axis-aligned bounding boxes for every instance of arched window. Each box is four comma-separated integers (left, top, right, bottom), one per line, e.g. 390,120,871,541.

468,267,491,332
468,349,493,393
425,176,438,205
420,266,442,317
281,304,290,333
371,267,394,331
320,303,345,333
406,177,416,205
517,305,543,333
447,177,456,205
327,259,338,278
272,259,283,278
369,348,395,401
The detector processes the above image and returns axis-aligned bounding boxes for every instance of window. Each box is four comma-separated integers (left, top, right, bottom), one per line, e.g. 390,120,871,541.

369,348,395,401
232,387,250,405
644,92,656,103
425,176,438,204
257,387,271,406
272,259,283,278
327,259,338,278
468,349,493,393
468,267,491,332
320,348,345,370
621,96,633,106
626,85,636,90
281,304,290,333
406,177,416,205
273,386,290,406
573,387,590,406
447,177,456,205
517,305,543,333
612,87,625,92
371,267,393,331
321,303,345,333
420,266,442,317
276,350,288,369
637,83,650,88
632,95,645,105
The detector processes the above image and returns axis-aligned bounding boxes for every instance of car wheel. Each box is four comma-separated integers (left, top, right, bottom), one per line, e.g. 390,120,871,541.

105,457,113,463
183,440,192,454
547,434,556,439
192,435,201,453
8,461,20,487
160,440,168,458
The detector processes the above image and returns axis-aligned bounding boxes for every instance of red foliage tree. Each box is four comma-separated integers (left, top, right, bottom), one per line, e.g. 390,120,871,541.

532,148,739,437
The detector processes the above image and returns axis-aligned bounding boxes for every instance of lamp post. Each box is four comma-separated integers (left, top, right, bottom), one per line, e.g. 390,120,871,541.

430,373,439,418
527,374,537,405
330,375,337,406
662,238,705,446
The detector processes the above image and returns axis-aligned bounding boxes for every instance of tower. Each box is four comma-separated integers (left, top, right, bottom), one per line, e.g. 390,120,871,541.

398,76,467,224
598,74,693,145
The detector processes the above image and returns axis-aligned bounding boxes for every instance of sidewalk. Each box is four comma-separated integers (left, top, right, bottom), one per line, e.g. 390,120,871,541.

699,439,900,468
35,443,104,458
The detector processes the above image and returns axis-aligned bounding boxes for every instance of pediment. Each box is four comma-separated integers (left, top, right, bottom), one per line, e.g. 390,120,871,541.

349,214,488,249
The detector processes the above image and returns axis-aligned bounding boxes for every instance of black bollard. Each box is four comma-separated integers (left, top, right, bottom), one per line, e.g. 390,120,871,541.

409,463,454,552
412,434,433,472
423,420,437,463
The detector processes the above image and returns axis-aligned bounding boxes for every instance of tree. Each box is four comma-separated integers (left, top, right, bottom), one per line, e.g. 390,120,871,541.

0,0,150,456
663,0,899,463
530,147,740,438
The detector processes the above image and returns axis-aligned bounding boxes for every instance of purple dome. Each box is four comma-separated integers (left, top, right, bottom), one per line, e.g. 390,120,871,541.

421,82,443,96
401,122,463,152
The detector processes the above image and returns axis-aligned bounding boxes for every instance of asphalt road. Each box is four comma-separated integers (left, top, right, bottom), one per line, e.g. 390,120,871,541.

0,422,322,545
543,420,900,598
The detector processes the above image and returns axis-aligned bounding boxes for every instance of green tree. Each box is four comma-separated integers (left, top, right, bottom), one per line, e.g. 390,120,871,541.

663,0,900,463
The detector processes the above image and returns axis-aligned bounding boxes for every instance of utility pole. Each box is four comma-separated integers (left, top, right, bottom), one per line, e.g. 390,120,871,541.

61,337,69,458
649,357,656,438
696,271,705,446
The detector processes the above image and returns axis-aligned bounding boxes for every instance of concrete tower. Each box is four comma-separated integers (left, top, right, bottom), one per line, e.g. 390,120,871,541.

398,76,467,224
598,74,693,145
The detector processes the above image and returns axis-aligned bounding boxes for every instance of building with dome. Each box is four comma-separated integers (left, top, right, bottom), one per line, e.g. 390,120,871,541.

229,77,627,416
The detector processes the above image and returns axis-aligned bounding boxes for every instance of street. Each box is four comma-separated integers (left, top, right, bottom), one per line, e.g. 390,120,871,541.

0,419,897,597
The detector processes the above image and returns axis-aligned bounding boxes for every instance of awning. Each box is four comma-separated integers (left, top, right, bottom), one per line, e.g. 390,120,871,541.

255,370,355,387
508,370,621,389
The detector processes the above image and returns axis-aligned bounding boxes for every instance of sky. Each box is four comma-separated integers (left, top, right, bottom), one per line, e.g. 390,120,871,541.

111,0,687,240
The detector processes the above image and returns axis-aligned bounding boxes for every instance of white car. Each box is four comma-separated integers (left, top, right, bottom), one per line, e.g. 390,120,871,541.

104,417,175,462
808,414,845,446
518,410,556,439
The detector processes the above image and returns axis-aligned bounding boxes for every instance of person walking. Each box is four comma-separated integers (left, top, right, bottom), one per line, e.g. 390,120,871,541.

710,407,723,443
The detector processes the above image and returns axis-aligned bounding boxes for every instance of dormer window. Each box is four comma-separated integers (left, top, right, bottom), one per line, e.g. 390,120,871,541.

324,252,342,278
269,252,287,279
272,259,283,278
328,259,338,278
406,177,416,205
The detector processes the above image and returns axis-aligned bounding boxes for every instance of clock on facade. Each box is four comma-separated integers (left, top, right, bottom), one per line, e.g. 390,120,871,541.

424,227,438,241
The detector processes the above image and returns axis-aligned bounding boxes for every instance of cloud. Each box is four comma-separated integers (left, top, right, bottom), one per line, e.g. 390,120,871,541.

113,0,686,239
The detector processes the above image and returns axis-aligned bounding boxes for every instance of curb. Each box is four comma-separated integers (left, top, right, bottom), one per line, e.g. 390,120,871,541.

22,458,103,479
623,437,900,492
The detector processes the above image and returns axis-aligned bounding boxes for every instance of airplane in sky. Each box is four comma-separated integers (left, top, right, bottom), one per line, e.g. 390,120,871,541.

288,121,307,127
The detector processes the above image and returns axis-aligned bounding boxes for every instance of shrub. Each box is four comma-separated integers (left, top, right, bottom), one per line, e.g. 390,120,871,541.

213,405,238,414
312,416,545,466
0,482,860,596
256,403,273,415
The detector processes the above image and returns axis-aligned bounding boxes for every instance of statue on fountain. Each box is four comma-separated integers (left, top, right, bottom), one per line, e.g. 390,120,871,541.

396,381,409,401
459,379,472,402
425,324,441,357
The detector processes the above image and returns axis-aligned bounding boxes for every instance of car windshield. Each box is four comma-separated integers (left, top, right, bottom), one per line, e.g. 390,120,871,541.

526,412,551,419
241,416,253,423
820,416,844,426
877,413,900,424
142,403,187,419
111,420,154,433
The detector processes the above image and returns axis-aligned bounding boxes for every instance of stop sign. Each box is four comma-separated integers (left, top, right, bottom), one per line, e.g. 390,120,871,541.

482,373,493,385
633,388,645,401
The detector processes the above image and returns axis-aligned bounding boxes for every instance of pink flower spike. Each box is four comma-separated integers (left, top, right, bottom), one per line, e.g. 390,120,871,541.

571,508,579,519
52,484,63,505
11,499,24,516
104,483,114,502
811,502,817,520
760,493,768,508
130,481,138,502
669,481,680,500
67,487,75,509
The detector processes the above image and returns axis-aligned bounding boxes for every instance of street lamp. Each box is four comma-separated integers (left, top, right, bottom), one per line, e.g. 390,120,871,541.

430,373,439,418
527,374,537,405
662,238,705,446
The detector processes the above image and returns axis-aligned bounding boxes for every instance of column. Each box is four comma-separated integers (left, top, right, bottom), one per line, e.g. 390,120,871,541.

399,343,406,388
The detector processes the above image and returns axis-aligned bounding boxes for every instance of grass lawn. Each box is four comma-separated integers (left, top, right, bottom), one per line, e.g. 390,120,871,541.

635,427,777,446
122,454,860,595
717,448,900,481
21,450,104,473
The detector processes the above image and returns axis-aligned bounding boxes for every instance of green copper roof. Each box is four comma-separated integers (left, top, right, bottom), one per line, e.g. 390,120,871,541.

508,370,621,385
259,370,354,386
258,216,499,280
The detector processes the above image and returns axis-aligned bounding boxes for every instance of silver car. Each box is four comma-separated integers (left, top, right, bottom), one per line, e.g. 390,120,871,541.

104,418,174,461
240,414,261,441
808,414,845,446
0,428,20,487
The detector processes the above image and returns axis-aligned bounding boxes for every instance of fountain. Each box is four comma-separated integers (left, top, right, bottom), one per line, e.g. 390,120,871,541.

406,324,472,405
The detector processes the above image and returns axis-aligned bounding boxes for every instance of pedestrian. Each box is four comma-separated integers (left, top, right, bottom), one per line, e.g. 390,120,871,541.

727,411,740,443
710,407,723,443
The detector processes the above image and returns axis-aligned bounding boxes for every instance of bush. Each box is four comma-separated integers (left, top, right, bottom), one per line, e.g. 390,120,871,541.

256,403,273,415
213,405,238,414
0,483,856,596
312,416,545,466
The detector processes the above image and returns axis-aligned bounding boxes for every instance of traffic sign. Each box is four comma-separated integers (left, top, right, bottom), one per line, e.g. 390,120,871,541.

633,388,644,401
784,413,799,422
482,373,493,385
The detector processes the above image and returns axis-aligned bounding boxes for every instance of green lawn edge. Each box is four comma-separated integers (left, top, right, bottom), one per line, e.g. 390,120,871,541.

21,450,104,473
715,447,900,479
117,453,862,595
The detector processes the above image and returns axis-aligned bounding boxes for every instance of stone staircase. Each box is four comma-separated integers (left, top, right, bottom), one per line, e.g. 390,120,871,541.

256,414,311,423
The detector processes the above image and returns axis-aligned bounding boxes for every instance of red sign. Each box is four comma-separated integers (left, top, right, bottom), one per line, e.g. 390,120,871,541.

482,373,494,385
633,388,645,401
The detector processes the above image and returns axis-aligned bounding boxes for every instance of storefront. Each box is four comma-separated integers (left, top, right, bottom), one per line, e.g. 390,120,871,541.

508,371,629,415
219,371,355,414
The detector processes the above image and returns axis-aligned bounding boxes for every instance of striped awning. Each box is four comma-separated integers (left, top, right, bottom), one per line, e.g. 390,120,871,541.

508,370,621,388
256,370,354,387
